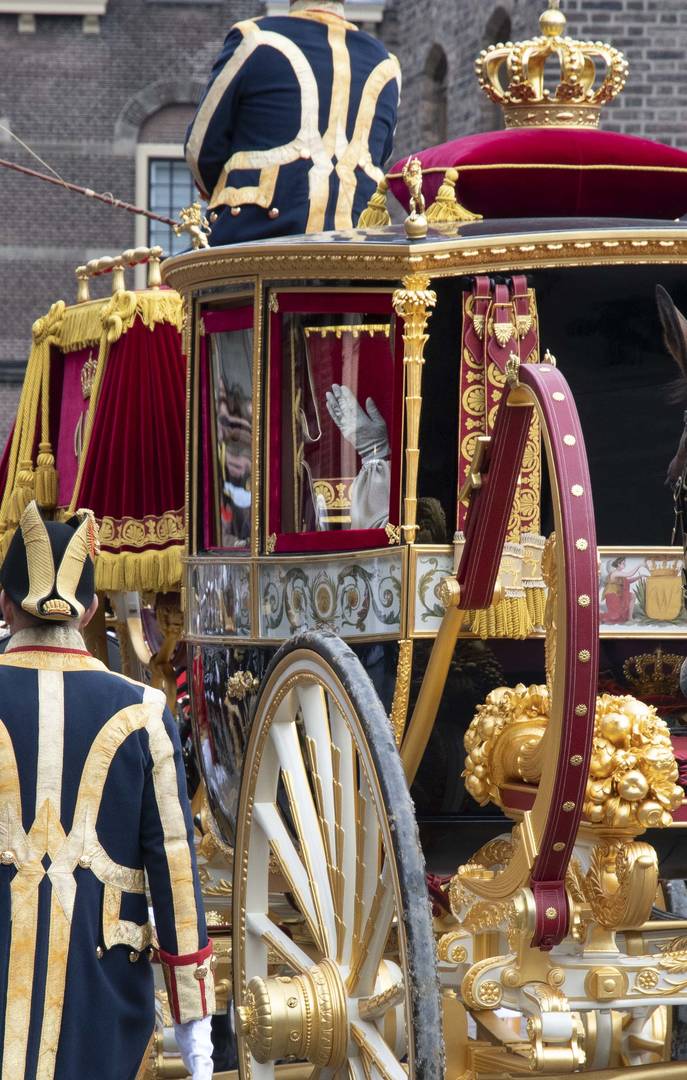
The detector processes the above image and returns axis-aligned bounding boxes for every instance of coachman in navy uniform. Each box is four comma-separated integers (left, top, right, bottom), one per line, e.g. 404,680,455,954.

185,0,401,244
0,503,214,1079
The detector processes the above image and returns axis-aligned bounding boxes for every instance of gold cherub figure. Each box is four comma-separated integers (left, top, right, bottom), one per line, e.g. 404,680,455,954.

174,203,211,250
402,156,428,239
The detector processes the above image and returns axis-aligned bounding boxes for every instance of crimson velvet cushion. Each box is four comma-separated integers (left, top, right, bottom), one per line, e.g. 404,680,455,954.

387,128,687,221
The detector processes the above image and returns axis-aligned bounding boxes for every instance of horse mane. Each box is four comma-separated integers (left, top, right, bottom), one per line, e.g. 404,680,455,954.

656,284,687,403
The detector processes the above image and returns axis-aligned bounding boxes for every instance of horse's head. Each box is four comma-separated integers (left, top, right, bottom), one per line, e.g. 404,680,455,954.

656,285,687,484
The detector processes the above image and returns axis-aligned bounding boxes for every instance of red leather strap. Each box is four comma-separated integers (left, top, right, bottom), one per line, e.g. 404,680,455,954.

487,282,517,373
458,393,533,609
520,366,598,932
456,360,598,949
532,881,569,948
510,274,539,365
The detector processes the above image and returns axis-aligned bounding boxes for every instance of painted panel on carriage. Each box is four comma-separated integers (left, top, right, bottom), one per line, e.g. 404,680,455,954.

412,547,687,637
598,550,687,636
258,552,403,639
413,550,455,633
187,560,252,638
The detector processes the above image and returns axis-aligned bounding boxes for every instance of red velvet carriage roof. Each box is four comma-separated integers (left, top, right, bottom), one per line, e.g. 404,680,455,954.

387,128,687,223
0,289,185,593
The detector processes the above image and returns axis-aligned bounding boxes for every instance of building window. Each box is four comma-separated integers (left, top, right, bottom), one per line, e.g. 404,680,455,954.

135,105,201,284
421,45,448,148
148,158,199,255
481,7,512,132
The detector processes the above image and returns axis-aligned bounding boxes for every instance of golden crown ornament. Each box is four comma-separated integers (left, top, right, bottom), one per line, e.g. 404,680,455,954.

623,648,684,699
475,0,629,129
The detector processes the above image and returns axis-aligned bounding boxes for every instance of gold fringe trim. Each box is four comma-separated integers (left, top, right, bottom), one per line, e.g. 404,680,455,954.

51,291,184,353
357,178,391,228
58,299,106,352
426,168,482,224
467,595,533,640
94,546,183,595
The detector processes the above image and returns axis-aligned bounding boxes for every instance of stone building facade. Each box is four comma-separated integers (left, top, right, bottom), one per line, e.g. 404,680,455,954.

0,0,685,446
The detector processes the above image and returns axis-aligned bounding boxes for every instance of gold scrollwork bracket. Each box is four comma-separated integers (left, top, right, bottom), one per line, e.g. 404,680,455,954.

392,274,437,544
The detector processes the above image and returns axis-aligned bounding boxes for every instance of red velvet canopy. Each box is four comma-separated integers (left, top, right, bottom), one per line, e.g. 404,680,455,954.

0,290,185,594
71,318,185,590
388,128,687,221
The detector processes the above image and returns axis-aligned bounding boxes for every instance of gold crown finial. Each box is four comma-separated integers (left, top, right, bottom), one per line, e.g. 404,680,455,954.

476,0,628,129
540,0,565,36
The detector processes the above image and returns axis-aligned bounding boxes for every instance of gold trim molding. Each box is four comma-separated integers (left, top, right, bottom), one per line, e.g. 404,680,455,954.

162,227,687,292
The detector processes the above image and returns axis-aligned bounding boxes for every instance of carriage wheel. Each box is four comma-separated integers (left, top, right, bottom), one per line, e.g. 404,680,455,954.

233,631,443,1079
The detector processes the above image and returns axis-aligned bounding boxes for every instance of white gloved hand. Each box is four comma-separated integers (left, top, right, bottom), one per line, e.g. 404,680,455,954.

174,1015,214,1079
325,384,390,462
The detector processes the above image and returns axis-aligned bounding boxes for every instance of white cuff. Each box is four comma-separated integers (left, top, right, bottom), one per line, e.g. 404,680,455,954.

174,1015,214,1079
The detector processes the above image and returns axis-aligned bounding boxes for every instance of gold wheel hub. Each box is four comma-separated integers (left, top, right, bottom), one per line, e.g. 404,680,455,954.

236,958,349,1066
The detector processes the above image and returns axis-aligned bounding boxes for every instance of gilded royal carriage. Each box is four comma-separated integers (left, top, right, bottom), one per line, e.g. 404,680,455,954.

157,4,687,1077
6,2,687,1077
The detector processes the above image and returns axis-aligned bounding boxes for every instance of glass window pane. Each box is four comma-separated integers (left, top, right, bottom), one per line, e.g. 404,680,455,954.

147,155,206,256
279,313,394,534
211,329,254,549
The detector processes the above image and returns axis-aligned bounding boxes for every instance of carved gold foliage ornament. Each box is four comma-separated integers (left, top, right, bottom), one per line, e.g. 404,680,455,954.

437,931,468,965
585,694,683,830
584,839,658,930
463,682,683,831
226,670,260,702
658,937,687,974
389,639,412,747
462,683,548,806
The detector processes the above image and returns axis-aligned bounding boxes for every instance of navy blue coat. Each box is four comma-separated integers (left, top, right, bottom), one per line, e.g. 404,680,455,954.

0,627,211,1080
185,6,400,245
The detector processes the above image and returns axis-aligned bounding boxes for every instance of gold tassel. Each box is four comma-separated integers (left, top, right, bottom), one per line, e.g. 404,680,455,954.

8,458,35,526
468,596,532,640
35,442,58,510
357,178,391,228
526,586,547,630
426,168,482,224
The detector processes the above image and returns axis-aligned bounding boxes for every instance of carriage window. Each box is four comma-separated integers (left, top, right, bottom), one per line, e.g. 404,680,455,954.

202,308,254,550
269,294,401,551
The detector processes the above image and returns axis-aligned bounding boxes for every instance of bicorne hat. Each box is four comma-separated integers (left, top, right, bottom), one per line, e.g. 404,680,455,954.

0,501,100,621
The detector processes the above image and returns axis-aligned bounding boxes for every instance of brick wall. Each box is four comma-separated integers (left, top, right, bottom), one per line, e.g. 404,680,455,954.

385,0,687,157
0,0,684,449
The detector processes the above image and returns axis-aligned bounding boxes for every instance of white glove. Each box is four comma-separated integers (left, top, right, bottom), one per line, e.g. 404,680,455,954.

174,1016,214,1079
325,384,390,462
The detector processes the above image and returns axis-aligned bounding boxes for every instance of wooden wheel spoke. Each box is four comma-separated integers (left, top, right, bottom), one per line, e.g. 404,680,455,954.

351,1022,407,1080
298,682,337,862
236,642,441,1076
329,700,358,963
348,862,396,996
246,912,312,975
271,722,338,955
254,801,325,953
346,1062,367,1080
